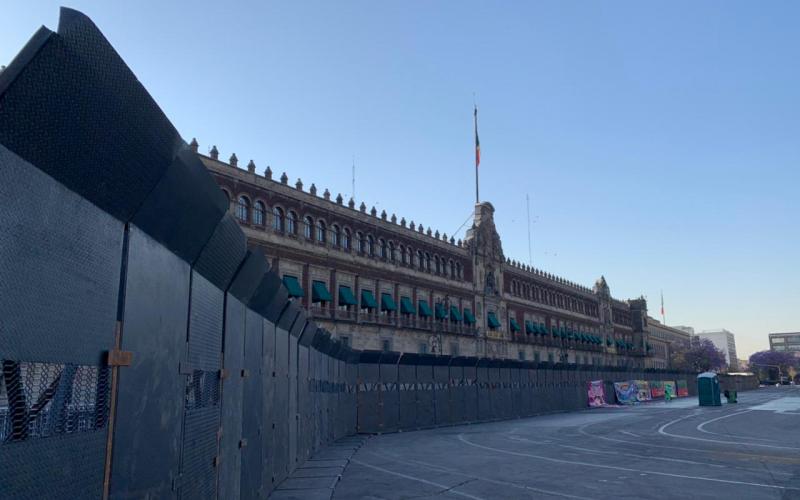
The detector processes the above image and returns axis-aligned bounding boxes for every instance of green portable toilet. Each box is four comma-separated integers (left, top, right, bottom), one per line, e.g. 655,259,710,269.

697,372,721,406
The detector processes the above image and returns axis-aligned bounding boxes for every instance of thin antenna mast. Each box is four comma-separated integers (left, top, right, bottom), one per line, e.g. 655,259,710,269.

351,154,356,200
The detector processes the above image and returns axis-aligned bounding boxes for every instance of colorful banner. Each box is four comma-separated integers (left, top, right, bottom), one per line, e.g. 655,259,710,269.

649,380,665,398
664,381,676,399
588,380,607,407
676,380,689,397
635,380,652,401
614,381,639,405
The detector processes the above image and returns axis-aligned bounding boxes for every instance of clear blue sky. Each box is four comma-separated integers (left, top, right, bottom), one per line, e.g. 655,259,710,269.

4,2,798,357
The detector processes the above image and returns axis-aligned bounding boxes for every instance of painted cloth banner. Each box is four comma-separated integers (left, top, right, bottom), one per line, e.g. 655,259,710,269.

649,380,665,399
664,381,676,399
588,380,607,407
614,381,639,405
635,380,652,401
676,380,689,397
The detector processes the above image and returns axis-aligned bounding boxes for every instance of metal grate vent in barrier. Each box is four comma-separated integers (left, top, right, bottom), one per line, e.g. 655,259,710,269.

0,360,110,443
184,369,220,411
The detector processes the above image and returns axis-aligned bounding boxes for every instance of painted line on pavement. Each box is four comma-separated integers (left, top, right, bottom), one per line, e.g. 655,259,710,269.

365,449,596,500
350,458,487,500
658,414,800,451
457,433,800,492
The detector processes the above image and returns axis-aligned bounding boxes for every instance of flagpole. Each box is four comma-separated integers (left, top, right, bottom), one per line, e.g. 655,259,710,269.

474,104,480,204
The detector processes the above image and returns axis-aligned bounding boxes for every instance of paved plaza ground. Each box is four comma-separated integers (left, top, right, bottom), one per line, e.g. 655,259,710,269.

332,387,800,499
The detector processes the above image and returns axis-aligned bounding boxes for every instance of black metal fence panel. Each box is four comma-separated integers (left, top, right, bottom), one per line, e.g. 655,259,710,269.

0,148,119,500
239,311,265,500
179,272,224,500
110,227,189,499
356,363,380,434
434,365,450,426
379,360,400,433
415,364,435,429
218,296,246,500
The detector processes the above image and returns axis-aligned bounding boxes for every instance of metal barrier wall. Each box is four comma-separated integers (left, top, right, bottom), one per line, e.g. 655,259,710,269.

0,8,712,500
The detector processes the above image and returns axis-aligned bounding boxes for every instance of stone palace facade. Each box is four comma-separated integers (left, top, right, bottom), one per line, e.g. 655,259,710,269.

197,141,662,367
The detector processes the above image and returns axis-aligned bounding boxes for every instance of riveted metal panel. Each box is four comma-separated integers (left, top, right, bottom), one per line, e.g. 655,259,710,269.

0,146,122,365
177,271,224,500
218,295,245,500
296,344,310,463
288,336,298,473
433,365,450,426
414,364,434,429
240,310,264,500
109,228,188,498
397,364,417,430
378,360,399,433
510,366,522,418
463,365,478,423
0,147,119,499
448,364,466,425
271,327,290,486
345,362,359,436
356,363,380,434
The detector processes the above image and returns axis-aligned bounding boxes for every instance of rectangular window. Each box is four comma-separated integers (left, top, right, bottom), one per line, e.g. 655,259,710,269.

518,351,526,361
341,336,350,347
534,352,541,363
419,343,429,354
547,353,554,364
382,339,391,352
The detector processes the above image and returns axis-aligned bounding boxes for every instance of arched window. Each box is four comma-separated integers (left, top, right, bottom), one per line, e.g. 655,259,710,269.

343,228,351,250
253,201,265,226
316,220,326,243
332,224,341,247
416,250,423,270
434,256,440,274
456,262,462,279
400,245,407,264
425,253,431,272
367,235,375,256
379,239,387,259
272,206,284,231
389,242,396,262
222,190,231,205
303,216,313,239
450,260,455,278
287,211,297,234
236,196,250,222
356,232,365,253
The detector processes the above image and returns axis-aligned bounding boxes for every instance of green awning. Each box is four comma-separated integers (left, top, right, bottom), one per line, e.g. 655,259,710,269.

361,289,377,309
606,337,613,346
510,318,521,332
450,306,463,322
311,281,332,303
418,299,433,317
551,326,559,337
435,303,447,320
283,275,305,298
525,320,535,334
381,293,397,312
487,311,501,329
463,308,476,325
538,323,547,335
400,296,415,315
338,285,357,306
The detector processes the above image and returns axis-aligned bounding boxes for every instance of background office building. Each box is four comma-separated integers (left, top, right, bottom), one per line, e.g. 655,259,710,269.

769,332,800,356
696,329,739,371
